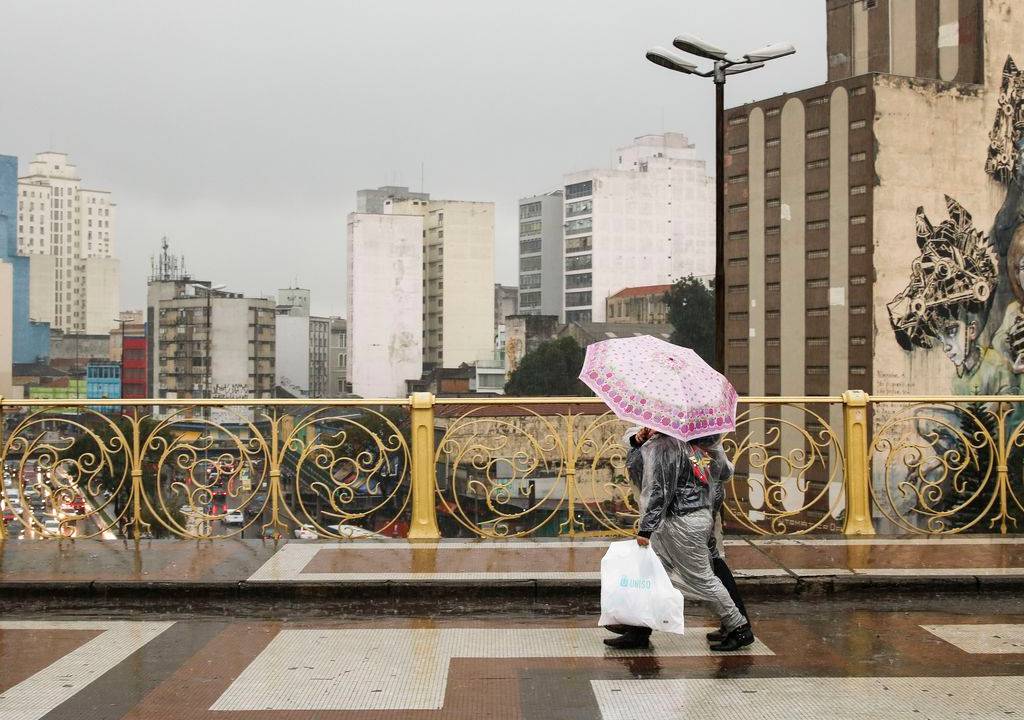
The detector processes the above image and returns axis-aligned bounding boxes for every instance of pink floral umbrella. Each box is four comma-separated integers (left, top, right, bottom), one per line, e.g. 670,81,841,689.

579,335,738,442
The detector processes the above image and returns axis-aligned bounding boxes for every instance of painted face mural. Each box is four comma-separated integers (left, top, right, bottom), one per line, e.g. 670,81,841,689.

889,56,1024,397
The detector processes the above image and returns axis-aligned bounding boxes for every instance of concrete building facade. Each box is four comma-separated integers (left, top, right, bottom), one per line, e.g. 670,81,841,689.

17,152,119,336
357,186,429,214
562,133,715,323
388,198,495,368
606,284,672,325
517,191,564,316
0,261,12,396
346,212,424,397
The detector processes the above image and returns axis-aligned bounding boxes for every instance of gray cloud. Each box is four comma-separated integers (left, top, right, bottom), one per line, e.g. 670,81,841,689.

1,0,824,317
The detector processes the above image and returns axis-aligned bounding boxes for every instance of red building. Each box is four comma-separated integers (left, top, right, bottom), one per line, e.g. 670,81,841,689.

121,335,148,398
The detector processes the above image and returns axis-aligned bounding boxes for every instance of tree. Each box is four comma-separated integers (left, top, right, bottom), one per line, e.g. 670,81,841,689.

664,275,715,365
505,337,591,396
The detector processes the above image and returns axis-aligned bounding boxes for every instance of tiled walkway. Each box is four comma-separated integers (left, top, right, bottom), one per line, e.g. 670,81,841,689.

3,536,1024,586
2,608,1024,719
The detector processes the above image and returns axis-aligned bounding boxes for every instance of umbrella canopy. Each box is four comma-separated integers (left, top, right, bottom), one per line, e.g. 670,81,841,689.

579,335,737,442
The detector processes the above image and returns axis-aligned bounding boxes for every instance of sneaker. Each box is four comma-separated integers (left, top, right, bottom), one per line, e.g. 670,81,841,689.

603,631,651,650
709,623,755,652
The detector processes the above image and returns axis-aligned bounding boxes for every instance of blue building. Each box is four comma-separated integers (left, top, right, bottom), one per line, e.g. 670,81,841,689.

0,154,50,363
86,361,121,412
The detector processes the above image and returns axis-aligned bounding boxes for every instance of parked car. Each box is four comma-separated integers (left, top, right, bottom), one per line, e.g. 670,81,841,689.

325,524,379,539
42,518,62,535
293,524,318,540
223,509,244,525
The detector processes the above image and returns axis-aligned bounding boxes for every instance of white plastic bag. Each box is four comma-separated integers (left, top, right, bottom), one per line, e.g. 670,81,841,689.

598,540,685,635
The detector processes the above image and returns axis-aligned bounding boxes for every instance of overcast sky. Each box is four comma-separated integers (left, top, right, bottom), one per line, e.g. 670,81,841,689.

1,1,825,317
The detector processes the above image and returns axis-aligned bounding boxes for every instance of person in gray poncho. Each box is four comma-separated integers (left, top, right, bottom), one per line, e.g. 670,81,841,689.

604,428,753,651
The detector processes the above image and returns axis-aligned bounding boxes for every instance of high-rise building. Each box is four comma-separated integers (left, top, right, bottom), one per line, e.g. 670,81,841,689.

0,262,11,395
517,191,564,316
146,241,274,399
387,198,495,367
17,152,119,335
346,212,424,397
1,154,49,364
561,133,715,323
722,0,1008,404
272,287,331,398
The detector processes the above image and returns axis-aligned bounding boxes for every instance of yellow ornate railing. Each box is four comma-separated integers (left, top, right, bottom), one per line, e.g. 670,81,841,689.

3,392,1024,540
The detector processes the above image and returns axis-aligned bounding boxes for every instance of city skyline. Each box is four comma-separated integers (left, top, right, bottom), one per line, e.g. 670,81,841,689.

0,0,825,318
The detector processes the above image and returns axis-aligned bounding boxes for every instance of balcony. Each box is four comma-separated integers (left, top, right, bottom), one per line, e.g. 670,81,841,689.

1,393,1022,541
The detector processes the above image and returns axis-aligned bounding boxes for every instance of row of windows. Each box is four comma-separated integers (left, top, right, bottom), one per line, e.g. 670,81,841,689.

520,256,542,272
729,335,867,348
565,272,591,289
519,201,542,219
566,235,592,253
728,307,867,321
520,291,541,306
565,180,593,200
565,291,591,307
520,238,542,254
565,217,592,235
728,247,868,265
519,220,542,235
565,199,592,218
566,254,592,271
726,365,868,376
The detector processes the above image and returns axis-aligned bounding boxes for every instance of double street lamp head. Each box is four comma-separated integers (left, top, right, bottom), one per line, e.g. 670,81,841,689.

646,33,794,79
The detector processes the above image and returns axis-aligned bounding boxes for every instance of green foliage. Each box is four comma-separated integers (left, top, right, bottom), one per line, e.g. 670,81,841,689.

664,275,715,365
504,337,591,396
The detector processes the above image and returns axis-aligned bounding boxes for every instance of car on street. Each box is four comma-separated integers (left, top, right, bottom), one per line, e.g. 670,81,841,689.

293,524,318,540
223,509,244,525
42,518,62,535
325,524,379,539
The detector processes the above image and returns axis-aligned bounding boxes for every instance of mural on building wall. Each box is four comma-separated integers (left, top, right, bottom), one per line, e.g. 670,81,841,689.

878,56,1024,533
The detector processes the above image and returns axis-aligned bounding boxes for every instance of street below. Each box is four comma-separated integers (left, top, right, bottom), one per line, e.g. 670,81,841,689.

3,595,1023,719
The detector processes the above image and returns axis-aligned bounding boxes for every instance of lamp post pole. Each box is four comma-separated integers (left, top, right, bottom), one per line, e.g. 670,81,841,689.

114,317,128,406
645,36,795,373
714,66,726,372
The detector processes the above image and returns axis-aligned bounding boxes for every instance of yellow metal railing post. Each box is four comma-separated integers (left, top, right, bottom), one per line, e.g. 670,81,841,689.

408,392,440,540
841,390,875,535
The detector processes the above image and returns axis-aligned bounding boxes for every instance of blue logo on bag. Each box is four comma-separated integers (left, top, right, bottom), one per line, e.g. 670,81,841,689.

617,574,652,591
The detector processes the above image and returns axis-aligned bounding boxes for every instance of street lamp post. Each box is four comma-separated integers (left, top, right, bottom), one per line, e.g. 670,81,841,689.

113,317,128,406
646,36,795,372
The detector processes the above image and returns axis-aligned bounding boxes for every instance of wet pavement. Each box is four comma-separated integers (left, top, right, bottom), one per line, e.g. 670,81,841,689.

4,535,1024,586
2,597,1023,719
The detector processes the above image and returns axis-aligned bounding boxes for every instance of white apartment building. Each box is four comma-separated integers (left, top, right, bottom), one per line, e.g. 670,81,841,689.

517,191,564,317
273,288,331,398
561,133,714,322
387,198,495,367
346,212,424,398
17,152,119,335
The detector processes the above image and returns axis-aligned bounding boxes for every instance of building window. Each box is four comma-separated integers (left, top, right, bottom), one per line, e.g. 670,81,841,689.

807,158,830,170
850,185,867,195
728,115,748,126
807,220,829,231
852,86,867,96
765,108,781,117
520,238,542,254
851,245,868,255
807,190,830,201
728,203,748,215
519,220,543,235
565,235,592,253
728,257,748,268
806,128,830,139
520,256,542,272
766,168,781,178
807,249,829,260
565,217,592,235
728,231,748,241
565,254,592,271
765,138,781,148
728,284,748,294
728,144,749,155
565,273,591,289
565,291,592,307
728,311,749,321
850,119,867,130
520,273,542,289
850,216,867,225
565,310,592,323
851,275,867,285
520,291,541,307
766,199,781,208
565,199,592,217
807,96,830,106
728,174,748,185
565,180,593,200
850,151,867,163
519,201,542,219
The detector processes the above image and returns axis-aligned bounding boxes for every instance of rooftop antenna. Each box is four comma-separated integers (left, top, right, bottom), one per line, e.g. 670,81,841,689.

420,162,425,193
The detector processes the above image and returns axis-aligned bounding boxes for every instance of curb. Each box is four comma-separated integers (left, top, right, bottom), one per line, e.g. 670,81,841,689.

3,573,1023,616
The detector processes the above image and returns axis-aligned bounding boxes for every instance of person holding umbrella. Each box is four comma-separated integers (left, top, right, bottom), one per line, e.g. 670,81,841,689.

580,336,753,651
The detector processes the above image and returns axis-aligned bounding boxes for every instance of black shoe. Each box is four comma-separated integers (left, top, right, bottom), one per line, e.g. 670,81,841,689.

706,625,727,642
604,624,632,635
709,623,755,652
603,631,651,650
